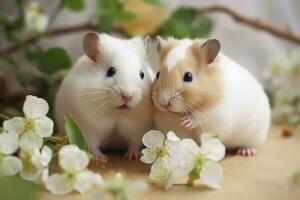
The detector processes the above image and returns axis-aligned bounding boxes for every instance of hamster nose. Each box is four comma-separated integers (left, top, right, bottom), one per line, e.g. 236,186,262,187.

121,91,133,102
161,99,171,108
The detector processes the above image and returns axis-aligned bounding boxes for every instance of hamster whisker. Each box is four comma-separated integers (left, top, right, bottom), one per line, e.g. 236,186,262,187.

181,103,206,133
77,96,110,107
79,91,110,96
185,103,217,130
94,100,110,113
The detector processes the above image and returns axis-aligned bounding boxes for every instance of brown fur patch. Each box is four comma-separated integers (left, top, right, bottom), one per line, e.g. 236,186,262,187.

159,38,178,65
153,38,223,112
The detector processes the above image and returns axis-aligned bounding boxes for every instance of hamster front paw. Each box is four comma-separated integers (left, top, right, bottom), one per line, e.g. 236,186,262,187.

90,147,109,161
237,148,258,157
125,145,142,160
180,114,196,130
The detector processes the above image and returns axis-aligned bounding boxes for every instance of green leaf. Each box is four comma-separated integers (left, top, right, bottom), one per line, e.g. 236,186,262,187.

0,176,39,200
64,114,89,153
36,47,71,74
162,7,213,39
97,15,114,33
190,15,213,38
63,0,85,11
96,0,136,32
115,10,136,22
143,0,162,4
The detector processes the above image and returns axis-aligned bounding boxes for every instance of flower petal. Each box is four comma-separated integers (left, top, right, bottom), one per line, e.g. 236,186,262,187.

0,132,19,155
149,158,173,190
20,158,43,181
23,95,49,118
200,138,225,161
200,133,216,144
34,116,54,137
74,170,102,194
140,148,157,164
142,130,165,149
20,133,43,149
168,139,198,177
3,117,25,136
59,145,89,172
181,138,201,154
166,131,180,142
40,146,52,166
0,156,22,176
200,161,223,189
45,173,73,195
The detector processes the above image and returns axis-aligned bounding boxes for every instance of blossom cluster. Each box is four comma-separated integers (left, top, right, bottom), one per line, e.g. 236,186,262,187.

265,51,300,128
140,130,225,189
0,95,102,195
24,1,48,33
0,95,147,198
1,95,53,179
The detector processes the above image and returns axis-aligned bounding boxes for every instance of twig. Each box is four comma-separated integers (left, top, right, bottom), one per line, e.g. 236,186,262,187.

1,5,300,54
0,23,123,54
197,5,300,45
0,114,10,120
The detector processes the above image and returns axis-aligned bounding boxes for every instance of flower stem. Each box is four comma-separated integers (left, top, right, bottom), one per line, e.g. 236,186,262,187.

187,178,195,187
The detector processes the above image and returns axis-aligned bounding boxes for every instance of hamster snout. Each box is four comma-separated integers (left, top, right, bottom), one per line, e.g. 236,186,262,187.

152,89,185,113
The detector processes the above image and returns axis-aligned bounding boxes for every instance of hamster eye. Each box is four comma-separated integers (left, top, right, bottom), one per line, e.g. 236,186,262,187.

140,70,144,80
106,66,116,77
156,71,160,79
183,72,193,82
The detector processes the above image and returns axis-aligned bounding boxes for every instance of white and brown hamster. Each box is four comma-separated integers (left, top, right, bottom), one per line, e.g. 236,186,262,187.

151,37,271,156
55,33,154,160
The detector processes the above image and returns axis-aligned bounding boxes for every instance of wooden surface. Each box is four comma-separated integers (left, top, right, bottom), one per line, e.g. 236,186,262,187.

42,127,300,200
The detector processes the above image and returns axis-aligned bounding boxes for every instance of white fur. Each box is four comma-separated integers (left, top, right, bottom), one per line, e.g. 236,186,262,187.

154,53,271,148
165,39,192,72
55,34,153,156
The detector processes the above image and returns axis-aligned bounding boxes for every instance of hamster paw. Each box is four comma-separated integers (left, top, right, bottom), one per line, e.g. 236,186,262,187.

90,148,109,161
180,115,196,129
125,147,142,160
237,148,258,157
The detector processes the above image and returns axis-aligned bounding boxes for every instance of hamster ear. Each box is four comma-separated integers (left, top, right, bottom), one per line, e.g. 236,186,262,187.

156,35,166,51
144,36,152,53
201,39,220,64
83,32,100,62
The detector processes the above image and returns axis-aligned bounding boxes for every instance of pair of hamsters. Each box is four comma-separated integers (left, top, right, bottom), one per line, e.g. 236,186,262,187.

55,32,271,159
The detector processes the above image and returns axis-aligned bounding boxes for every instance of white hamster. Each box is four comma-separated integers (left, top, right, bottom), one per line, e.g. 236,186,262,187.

55,33,153,159
151,37,271,156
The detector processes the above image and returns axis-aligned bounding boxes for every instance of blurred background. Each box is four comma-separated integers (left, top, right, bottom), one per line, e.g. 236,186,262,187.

0,0,300,130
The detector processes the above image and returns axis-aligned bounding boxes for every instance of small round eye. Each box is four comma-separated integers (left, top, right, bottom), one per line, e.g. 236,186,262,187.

106,66,116,77
140,70,144,80
156,71,160,79
183,72,193,82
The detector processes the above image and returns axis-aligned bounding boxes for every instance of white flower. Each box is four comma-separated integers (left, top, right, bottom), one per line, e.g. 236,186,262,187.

19,145,52,182
149,157,174,189
140,130,186,189
25,2,48,33
45,145,102,195
3,95,54,149
183,133,225,189
98,173,148,200
0,132,22,176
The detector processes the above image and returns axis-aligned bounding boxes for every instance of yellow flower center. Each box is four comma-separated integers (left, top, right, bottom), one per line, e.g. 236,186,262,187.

157,146,169,158
195,154,205,166
24,118,35,131
66,172,77,183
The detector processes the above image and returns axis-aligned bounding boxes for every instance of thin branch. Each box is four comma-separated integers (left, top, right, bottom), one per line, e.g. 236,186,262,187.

0,23,97,54
1,5,300,55
0,114,10,120
0,23,124,54
197,5,300,45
